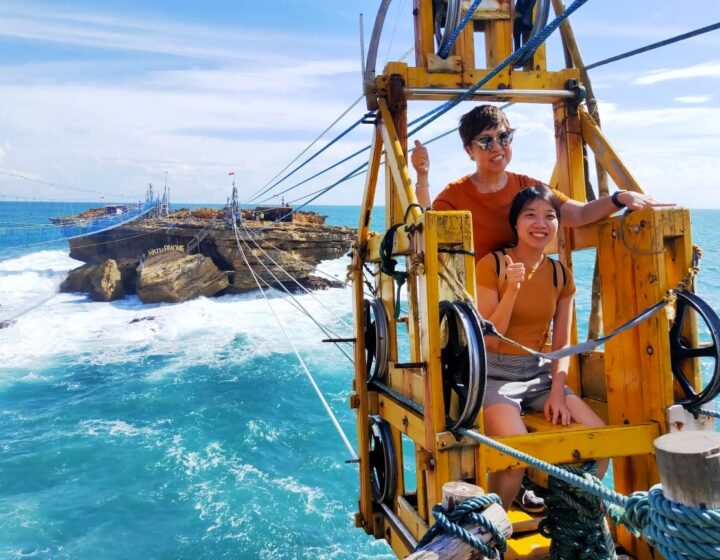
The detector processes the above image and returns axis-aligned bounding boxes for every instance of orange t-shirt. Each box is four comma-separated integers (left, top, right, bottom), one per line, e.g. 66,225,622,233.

432,172,569,261
476,253,576,354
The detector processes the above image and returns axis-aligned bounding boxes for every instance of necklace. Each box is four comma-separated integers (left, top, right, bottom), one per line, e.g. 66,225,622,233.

471,172,507,193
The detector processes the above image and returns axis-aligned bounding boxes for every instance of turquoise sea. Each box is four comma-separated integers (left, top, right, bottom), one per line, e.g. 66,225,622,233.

1,204,719,559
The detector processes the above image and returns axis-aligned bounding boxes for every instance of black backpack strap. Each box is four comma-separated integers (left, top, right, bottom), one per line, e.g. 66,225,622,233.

548,257,567,295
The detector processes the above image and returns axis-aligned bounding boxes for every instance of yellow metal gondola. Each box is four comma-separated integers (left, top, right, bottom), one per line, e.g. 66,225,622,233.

349,1,720,559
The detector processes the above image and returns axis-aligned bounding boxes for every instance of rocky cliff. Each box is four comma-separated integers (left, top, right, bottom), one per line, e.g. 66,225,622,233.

62,213,355,302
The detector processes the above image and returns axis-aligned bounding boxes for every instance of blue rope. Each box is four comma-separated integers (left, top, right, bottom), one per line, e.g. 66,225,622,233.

461,427,720,559
437,0,485,59
540,463,617,559
643,486,720,560
415,494,507,557
408,0,590,138
249,114,367,203
256,143,370,205
585,22,720,71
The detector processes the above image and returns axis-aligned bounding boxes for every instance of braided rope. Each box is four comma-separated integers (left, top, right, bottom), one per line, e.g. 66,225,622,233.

540,463,617,560
415,494,507,557
408,0,591,137
437,0,484,59
369,380,425,416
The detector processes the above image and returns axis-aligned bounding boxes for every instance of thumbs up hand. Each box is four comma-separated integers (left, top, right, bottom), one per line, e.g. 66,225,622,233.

504,254,525,293
411,140,430,174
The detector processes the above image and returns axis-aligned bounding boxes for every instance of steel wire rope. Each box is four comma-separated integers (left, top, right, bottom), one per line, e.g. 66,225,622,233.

0,228,159,254
230,219,358,460
0,170,132,199
243,226,353,290
250,45,416,205
247,95,365,202
254,143,371,206
407,0,590,137
585,21,720,71
230,232,354,364
240,225,393,317
235,219,355,345
437,0,484,59
247,114,367,204
380,0,408,68
0,292,61,324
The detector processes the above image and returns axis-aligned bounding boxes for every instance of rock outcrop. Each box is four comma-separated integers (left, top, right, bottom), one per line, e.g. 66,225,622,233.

136,251,229,303
61,259,124,301
62,212,355,303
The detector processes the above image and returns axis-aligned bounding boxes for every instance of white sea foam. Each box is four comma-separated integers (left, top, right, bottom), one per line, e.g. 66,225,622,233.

81,419,158,438
0,253,356,374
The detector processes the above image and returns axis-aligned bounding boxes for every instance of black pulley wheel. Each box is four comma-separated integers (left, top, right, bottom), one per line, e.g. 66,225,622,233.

439,300,487,430
368,415,397,504
363,298,389,382
669,290,720,407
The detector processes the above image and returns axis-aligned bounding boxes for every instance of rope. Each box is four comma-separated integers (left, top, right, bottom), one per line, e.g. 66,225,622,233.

230,221,358,460
458,426,628,507
585,22,720,71
234,222,355,364
539,463,617,560
437,0,484,59
248,95,364,201
239,223,354,331
689,406,720,419
485,297,669,360
369,379,424,416
415,494,507,558
460,426,720,559
484,246,704,360
408,0,590,137
248,113,367,204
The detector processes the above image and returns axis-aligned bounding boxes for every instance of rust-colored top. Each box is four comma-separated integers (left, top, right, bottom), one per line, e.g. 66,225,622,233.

432,172,569,261
476,253,576,354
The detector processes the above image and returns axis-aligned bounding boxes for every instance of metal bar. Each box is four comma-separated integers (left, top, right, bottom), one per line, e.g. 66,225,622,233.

406,87,576,99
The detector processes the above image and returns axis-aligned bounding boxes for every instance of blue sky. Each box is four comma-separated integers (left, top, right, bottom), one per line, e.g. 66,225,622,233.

0,1,719,208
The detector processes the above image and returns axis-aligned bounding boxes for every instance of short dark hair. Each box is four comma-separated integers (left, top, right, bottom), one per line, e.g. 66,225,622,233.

508,184,562,237
458,105,512,146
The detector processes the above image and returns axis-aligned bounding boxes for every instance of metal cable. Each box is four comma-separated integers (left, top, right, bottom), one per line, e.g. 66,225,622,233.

230,220,359,460
585,22,720,71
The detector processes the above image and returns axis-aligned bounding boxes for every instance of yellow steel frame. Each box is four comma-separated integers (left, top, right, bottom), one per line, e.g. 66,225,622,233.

350,3,700,559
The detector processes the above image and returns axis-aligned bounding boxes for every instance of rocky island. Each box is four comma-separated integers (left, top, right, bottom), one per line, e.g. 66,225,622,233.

60,207,355,303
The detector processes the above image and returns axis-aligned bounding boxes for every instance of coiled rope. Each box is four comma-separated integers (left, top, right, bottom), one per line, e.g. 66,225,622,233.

540,462,617,560
415,494,508,558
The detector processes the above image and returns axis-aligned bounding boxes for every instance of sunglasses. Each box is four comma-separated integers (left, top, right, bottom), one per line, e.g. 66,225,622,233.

471,129,514,151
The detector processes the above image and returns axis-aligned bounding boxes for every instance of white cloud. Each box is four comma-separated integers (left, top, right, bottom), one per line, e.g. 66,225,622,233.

674,95,713,104
633,61,720,85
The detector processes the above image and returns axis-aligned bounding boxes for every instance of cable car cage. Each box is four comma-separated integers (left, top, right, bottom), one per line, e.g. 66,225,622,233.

348,1,720,559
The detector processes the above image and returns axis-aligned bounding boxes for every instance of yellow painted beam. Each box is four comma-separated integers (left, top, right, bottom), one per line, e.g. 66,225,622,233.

377,394,426,444
579,106,645,194
483,422,660,472
351,126,384,535
377,98,422,224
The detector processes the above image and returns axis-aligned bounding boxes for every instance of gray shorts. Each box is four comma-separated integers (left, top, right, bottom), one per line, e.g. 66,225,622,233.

483,352,574,412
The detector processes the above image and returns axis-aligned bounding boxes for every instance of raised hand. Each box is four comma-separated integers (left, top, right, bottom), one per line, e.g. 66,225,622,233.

504,254,525,292
411,140,429,176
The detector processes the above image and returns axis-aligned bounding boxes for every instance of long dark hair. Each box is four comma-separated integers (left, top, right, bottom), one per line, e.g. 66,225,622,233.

508,184,562,241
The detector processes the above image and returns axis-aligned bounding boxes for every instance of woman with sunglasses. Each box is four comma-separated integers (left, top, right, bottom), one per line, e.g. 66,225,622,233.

475,184,607,512
412,104,671,262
